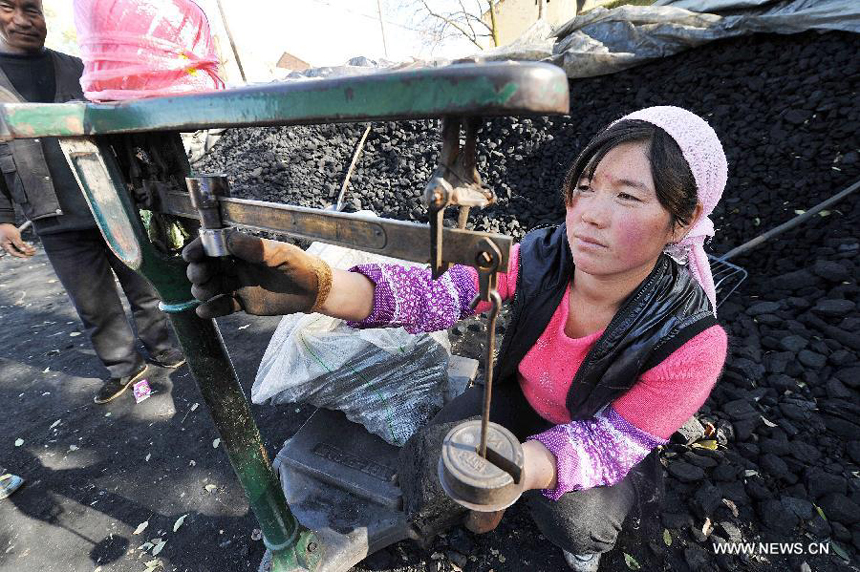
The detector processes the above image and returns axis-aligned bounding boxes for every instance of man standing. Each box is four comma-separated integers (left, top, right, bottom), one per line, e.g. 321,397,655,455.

0,0,185,403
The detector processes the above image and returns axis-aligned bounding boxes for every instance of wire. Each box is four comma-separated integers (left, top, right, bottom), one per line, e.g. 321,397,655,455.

304,0,424,32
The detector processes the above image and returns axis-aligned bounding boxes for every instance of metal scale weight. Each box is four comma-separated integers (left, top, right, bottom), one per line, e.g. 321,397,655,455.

0,63,570,571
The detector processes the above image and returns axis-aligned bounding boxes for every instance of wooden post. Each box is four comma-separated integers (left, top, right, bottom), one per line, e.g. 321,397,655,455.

215,0,247,83
488,0,499,47
376,0,389,58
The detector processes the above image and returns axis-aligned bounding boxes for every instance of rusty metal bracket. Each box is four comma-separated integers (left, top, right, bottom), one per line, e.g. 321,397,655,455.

424,117,496,279
471,237,502,305
187,175,233,257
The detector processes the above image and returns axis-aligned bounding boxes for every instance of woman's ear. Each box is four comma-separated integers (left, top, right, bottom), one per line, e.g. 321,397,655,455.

671,202,704,243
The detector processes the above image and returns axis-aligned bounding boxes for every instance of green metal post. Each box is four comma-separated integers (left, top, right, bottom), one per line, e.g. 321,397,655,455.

58,135,321,571
165,311,321,571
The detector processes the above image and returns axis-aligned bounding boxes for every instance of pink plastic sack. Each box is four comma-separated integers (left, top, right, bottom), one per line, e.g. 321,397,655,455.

73,0,225,101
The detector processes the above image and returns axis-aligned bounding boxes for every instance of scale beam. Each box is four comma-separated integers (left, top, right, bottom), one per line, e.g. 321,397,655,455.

158,190,512,269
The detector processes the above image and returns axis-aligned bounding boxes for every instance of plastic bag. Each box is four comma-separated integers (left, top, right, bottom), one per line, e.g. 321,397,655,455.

73,0,225,101
547,0,859,79
461,0,858,80
252,240,452,447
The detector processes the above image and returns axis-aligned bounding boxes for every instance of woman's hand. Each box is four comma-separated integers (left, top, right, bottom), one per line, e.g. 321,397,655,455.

464,440,558,534
182,230,375,320
521,440,558,492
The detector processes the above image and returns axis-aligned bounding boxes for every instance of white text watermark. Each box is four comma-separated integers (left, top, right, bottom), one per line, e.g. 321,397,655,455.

713,542,830,556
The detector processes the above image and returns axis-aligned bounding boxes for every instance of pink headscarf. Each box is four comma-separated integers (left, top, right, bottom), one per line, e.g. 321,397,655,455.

616,106,728,315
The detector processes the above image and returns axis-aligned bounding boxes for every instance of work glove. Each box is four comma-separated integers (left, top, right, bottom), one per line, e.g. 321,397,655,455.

182,230,331,319
0,223,35,258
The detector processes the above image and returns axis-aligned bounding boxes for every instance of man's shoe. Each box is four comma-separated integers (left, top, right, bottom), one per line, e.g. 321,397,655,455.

94,365,148,404
150,348,186,369
563,551,601,572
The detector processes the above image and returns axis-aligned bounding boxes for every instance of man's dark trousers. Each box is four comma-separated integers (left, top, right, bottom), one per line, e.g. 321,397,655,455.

39,229,173,378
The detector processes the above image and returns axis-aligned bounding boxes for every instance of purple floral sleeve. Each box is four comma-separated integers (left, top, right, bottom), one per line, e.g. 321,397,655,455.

346,263,478,334
528,407,667,501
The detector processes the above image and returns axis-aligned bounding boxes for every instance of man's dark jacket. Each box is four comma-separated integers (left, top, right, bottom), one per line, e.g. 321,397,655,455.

0,49,84,225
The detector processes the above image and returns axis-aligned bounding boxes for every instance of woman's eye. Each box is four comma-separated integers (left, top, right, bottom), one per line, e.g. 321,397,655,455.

576,185,592,193
618,192,640,201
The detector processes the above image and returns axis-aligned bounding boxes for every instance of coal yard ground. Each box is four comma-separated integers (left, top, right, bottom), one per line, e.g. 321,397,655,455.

0,29,857,572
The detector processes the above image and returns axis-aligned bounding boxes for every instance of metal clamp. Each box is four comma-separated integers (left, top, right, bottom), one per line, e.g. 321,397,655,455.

471,238,502,306
198,227,231,257
186,174,233,257
424,117,496,279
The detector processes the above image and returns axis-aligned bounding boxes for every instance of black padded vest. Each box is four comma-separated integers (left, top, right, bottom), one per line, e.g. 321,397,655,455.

0,49,85,222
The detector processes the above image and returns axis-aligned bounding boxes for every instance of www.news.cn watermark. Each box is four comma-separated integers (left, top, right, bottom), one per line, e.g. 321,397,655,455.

713,542,832,556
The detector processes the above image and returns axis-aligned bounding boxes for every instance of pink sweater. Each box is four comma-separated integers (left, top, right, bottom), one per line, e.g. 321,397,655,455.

348,243,727,499
472,244,727,440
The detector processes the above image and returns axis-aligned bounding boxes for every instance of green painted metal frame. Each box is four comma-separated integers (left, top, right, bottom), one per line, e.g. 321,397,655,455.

2,62,571,572
0,62,568,141
58,136,321,571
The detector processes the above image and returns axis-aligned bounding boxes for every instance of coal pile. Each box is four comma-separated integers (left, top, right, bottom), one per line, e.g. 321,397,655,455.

196,30,859,572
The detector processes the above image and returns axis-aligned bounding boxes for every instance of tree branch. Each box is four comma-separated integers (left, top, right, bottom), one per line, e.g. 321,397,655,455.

456,10,494,33
457,0,478,41
417,0,485,49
